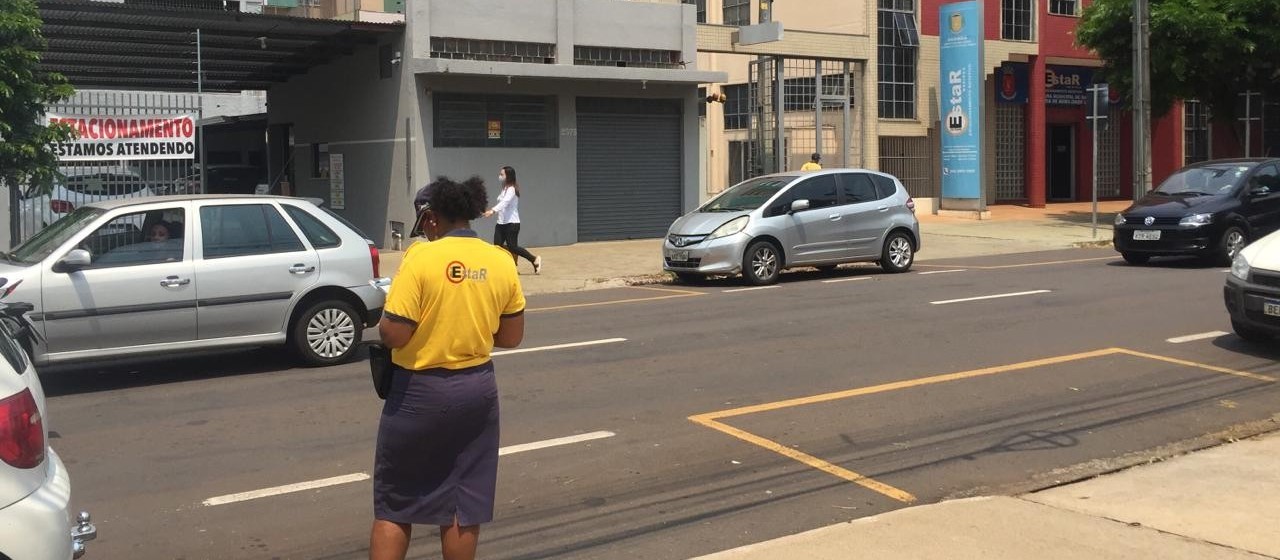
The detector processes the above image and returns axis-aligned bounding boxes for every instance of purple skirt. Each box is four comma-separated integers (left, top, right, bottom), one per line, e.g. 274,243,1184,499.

373,362,499,526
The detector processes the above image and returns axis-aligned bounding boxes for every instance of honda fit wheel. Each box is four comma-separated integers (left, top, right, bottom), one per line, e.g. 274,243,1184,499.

743,240,782,285
880,232,914,273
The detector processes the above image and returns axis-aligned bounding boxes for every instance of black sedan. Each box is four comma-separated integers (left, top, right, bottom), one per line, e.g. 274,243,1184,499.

1114,158,1280,265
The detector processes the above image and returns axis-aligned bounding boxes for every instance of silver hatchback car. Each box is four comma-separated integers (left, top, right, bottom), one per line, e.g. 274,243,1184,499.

664,170,921,285
0,195,386,366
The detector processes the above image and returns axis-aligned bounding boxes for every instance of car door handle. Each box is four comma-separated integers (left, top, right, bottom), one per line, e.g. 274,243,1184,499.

828,213,842,221
289,264,316,274
160,276,190,287
877,205,890,212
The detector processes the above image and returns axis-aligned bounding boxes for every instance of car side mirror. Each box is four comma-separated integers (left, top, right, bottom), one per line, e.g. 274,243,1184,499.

790,199,811,213
53,249,92,273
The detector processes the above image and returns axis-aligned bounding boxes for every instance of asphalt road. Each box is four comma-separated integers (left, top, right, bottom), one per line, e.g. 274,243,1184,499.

39,248,1280,559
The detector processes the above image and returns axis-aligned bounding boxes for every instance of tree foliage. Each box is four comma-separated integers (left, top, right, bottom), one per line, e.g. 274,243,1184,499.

0,0,74,195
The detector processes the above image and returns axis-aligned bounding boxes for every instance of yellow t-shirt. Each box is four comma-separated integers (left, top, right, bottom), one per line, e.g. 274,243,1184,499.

384,231,526,371
801,162,822,171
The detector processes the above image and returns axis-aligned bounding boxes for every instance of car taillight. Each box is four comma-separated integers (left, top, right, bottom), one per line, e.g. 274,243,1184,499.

906,197,916,213
0,388,44,469
369,244,381,278
50,200,75,214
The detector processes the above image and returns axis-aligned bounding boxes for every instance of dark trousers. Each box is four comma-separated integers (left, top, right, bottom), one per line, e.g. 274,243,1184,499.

494,223,537,264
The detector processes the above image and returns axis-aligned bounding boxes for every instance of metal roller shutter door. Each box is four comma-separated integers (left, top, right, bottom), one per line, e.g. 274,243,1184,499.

577,98,683,241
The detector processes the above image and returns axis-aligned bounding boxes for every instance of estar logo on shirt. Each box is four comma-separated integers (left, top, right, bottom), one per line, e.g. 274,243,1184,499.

446,261,488,284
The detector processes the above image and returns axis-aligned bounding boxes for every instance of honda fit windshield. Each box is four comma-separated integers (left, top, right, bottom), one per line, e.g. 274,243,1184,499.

1152,165,1251,196
702,177,791,212
10,206,105,264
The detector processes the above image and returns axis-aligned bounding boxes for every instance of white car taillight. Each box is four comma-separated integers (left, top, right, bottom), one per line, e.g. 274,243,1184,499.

906,197,916,213
0,388,44,469
369,244,381,278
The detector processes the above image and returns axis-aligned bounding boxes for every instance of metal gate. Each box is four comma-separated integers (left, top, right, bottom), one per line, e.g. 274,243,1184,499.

748,57,861,177
576,97,683,241
17,91,201,243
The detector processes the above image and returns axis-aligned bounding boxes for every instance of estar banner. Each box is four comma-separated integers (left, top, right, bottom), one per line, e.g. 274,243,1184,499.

47,114,198,161
939,1,983,200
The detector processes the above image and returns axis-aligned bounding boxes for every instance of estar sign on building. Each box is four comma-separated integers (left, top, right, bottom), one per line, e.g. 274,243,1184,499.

938,0,983,210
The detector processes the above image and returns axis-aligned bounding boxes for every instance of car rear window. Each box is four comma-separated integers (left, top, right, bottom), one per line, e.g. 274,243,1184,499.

283,205,342,249
318,206,370,240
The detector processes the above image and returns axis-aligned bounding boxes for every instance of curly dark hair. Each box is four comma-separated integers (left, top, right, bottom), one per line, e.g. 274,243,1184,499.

426,175,488,222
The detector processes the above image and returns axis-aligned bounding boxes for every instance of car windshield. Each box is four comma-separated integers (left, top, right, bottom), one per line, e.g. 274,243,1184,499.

701,177,791,212
1151,165,1251,196
9,206,105,264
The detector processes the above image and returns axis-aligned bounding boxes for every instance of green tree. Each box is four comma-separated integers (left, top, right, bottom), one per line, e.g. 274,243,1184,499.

0,0,74,198
1076,0,1280,122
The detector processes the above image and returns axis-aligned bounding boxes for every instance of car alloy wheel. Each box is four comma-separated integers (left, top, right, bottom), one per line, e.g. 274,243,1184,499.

881,232,914,273
1225,229,1247,260
307,307,357,359
743,240,782,285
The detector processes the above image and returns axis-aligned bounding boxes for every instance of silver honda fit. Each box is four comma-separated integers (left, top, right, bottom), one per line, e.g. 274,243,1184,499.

663,169,921,285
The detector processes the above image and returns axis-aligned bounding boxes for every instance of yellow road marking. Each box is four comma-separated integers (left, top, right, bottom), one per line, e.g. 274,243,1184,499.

1114,348,1278,382
528,286,706,312
916,255,1115,270
689,347,1274,503
690,415,918,503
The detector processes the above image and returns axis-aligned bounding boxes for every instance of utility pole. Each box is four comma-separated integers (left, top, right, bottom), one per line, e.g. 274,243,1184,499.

1088,83,1109,238
1132,0,1152,202
195,28,207,194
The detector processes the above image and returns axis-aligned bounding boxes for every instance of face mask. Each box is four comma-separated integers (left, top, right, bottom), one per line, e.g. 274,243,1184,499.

499,175,506,183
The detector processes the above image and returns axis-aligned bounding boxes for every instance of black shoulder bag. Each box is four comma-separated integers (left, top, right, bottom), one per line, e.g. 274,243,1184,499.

368,343,394,400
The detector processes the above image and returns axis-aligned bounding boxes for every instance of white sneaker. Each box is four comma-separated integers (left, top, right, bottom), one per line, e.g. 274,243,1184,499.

533,256,543,275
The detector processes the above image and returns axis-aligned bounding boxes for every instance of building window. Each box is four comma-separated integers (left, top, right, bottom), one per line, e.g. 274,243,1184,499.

723,0,750,26
782,74,856,112
1048,0,1078,16
1184,100,1211,165
724,84,749,130
1002,0,1034,41
878,0,917,120
430,37,555,64
433,93,559,148
685,0,706,23
574,46,682,69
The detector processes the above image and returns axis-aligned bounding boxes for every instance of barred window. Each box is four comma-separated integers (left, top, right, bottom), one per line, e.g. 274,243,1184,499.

878,0,917,120
724,84,749,130
574,46,682,69
783,75,856,112
687,0,706,23
1048,0,1077,16
433,93,559,148
1184,100,1211,165
430,37,555,64
1002,0,1034,41
723,0,750,26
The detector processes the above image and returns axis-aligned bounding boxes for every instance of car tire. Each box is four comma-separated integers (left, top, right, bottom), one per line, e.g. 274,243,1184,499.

291,299,363,366
742,240,782,286
673,272,704,285
879,231,914,273
1216,226,1248,266
1122,252,1151,265
1232,319,1272,343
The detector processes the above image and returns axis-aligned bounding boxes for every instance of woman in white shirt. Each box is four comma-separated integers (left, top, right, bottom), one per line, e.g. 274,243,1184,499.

484,166,542,274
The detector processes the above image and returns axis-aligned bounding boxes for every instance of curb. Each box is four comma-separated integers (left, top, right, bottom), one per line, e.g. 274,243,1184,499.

1073,239,1113,249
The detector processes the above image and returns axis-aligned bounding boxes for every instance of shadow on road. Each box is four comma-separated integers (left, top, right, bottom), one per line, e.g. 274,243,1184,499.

673,264,886,289
1104,255,1222,270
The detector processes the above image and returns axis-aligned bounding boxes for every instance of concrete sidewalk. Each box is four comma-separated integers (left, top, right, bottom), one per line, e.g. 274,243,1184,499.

694,426,1280,560
378,201,1130,296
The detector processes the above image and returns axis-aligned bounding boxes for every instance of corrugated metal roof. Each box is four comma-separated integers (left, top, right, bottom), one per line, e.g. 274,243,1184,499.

38,0,403,92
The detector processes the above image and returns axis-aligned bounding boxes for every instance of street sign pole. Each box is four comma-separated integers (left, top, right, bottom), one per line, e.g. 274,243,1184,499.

1087,83,1109,238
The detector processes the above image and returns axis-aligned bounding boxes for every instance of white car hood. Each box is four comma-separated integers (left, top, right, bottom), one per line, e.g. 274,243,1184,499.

1242,230,1280,273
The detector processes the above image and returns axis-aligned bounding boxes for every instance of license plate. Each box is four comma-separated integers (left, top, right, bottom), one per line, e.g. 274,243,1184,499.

1265,301,1280,317
1133,230,1162,241
668,250,690,262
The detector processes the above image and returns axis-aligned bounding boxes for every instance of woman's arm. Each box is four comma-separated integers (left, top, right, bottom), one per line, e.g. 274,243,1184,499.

486,187,513,218
493,313,524,348
378,315,417,349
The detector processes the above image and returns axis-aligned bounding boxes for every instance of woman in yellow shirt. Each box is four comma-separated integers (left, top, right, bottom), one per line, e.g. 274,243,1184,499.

370,176,526,560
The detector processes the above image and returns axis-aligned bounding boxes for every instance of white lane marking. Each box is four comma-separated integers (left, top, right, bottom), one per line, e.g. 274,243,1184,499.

930,290,1052,305
919,269,966,275
493,338,626,357
1166,331,1229,344
723,286,780,293
203,473,370,507
203,431,618,507
499,430,615,456
821,277,873,284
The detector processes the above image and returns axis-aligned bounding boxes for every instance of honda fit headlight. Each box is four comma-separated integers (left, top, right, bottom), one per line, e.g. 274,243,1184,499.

1231,252,1251,281
1180,213,1213,227
708,216,750,240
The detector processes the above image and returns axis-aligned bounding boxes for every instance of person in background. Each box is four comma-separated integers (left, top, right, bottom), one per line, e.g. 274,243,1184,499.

801,153,823,171
370,176,526,560
483,166,543,274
